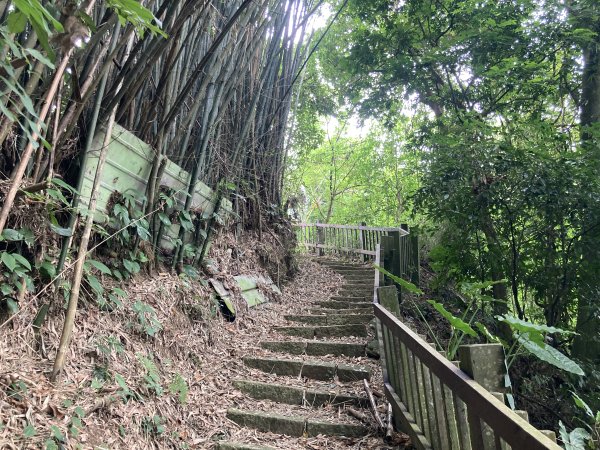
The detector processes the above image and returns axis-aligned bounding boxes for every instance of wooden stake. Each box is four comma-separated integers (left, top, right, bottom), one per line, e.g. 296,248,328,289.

363,379,385,429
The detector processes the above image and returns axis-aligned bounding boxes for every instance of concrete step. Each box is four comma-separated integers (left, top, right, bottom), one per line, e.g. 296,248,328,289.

338,290,372,297
309,307,372,315
318,262,371,269
340,283,373,288
285,314,372,326
227,408,369,438
316,300,372,309
340,276,374,282
260,340,367,357
331,295,367,302
233,379,368,408
217,443,275,450
242,356,371,381
273,323,368,338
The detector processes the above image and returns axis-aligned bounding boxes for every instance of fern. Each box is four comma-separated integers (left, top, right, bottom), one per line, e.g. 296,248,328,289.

169,373,188,404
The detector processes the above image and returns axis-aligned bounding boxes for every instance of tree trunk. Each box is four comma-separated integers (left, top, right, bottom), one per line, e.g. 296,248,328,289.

572,18,600,362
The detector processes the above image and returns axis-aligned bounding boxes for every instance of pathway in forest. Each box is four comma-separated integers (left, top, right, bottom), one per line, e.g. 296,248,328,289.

219,260,384,450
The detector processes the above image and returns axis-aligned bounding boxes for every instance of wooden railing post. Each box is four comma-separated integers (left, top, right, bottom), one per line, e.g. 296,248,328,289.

316,222,324,256
458,344,508,450
409,231,420,286
359,222,367,262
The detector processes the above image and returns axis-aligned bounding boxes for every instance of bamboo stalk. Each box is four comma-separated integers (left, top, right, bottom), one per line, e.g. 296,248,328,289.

51,103,117,381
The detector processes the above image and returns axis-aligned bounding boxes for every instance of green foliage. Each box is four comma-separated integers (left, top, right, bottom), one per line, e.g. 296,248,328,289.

137,353,162,396
306,0,600,360
569,392,600,447
132,300,162,337
169,373,188,404
560,421,591,450
0,246,33,317
114,372,137,402
96,335,125,357
141,414,166,437
374,265,423,295
108,192,151,278
108,0,167,38
428,301,477,338
23,424,36,438
515,333,584,376
498,315,584,375
69,406,85,437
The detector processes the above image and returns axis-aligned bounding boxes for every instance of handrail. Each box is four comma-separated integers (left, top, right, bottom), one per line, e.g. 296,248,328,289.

296,220,560,448
294,222,408,260
372,229,560,449
374,304,560,449
296,223,410,234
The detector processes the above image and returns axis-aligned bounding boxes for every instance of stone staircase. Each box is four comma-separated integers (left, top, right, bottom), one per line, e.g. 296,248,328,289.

220,260,381,449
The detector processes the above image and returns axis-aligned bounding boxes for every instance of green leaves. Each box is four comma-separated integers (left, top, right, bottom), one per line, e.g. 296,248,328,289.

107,0,167,38
169,373,188,404
86,259,112,276
1,252,17,271
1,229,24,241
133,300,161,337
497,315,584,375
497,315,575,341
429,300,477,337
374,265,423,295
559,421,591,450
23,424,36,438
7,11,28,34
10,0,63,58
515,333,584,376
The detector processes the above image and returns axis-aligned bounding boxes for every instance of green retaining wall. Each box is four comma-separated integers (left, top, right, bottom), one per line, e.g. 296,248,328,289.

79,124,232,250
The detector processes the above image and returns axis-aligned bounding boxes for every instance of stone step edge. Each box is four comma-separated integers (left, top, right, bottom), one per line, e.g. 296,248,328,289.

243,356,371,381
260,340,368,357
309,307,372,314
226,408,370,438
316,300,372,307
284,314,373,326
273,323,368,339
217,442,276,450
232,379,368,408
331,295,368,301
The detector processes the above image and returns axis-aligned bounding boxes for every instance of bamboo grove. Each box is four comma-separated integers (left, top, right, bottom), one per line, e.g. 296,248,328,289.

0,0,322,377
